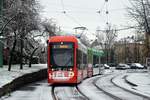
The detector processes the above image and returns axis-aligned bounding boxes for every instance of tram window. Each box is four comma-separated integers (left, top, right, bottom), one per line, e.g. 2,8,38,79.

83,53,87,69
83,53,87,64
50,42,74,67
77,49,82,69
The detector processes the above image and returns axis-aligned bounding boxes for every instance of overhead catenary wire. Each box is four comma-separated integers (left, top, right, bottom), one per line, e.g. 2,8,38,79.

57,0,133,36
63,13,94,36
59,0,89,35
60,11,95,38
48,0,125,15
63,13,83,27
97,1,106,14
50,0,126,13
46,8,126,14
59,0,83,27
96,26,138,32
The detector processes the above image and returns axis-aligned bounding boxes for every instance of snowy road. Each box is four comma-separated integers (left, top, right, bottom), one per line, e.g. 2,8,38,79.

1,80,53,100
95,73,149,100
1,69,150,100
78,75,115,100
53,86,85,100
112,72,150,99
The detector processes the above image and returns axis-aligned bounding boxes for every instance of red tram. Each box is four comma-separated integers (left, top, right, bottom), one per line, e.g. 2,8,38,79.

47,36,88,84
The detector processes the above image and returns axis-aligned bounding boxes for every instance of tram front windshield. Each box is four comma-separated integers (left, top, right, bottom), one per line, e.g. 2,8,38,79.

50,43,74,68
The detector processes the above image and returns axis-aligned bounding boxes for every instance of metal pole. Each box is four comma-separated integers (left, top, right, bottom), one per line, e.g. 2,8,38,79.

0,0,3,67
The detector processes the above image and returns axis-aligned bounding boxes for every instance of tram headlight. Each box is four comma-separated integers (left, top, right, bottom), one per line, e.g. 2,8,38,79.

69,72,74,77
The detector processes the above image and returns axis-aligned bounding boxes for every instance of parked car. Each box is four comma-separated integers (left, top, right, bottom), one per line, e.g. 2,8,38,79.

94,64,100,68
127,63,132,66
116,63,130,70
104,64,110,69
130,63,144,69
108,63,117,67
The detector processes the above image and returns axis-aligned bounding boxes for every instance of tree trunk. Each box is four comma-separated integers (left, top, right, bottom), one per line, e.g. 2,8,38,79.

20,38,23,69
8,32,17,71
145,33,150,57
29,47,38,68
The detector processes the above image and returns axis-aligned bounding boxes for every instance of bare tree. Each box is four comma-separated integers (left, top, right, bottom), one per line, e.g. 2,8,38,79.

27,18,59,68
96,24,117,63
25,37,40,68
3,0,41,71
42,18,57,37
105,25,117,63
127,0,150,58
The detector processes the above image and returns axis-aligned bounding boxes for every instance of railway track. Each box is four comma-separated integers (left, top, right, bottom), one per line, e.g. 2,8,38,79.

93,75,121,100
51,86,58,100
75,85,90,100
50,70,150,100
51,85,88,100
111,74,150,99
77,74,115,100
94,74,149,100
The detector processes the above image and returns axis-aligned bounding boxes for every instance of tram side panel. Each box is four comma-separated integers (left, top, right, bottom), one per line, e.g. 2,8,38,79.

76,49,84,83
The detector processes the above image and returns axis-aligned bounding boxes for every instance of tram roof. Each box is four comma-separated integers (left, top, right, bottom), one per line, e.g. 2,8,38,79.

49,36,78,43
49,36,87,54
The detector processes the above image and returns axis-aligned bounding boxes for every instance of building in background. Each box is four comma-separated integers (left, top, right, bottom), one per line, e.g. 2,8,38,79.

114,42,145,64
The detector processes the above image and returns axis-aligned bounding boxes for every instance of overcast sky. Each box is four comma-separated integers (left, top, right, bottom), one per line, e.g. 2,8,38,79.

39,0,134,39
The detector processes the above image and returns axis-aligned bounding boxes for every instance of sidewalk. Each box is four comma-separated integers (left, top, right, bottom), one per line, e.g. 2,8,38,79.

126,72,150,95
0,64,47,97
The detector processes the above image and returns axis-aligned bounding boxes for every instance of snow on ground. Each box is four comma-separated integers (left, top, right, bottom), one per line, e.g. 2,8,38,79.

112,72,150,97
78,75,115,100
0,64,47,88
93,68,100,75
126,72,150,95
1,80,53,100
54,86,84,100
96,73,147,100
126,72,150,86
1,64,150,99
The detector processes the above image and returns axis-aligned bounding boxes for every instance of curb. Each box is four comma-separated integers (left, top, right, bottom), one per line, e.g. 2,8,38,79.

124,75,138,87
0,68,47,97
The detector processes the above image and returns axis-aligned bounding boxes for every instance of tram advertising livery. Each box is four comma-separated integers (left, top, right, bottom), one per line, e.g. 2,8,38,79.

47,35,104,84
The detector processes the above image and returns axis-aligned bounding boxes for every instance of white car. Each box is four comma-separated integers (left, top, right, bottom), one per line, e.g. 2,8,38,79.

104,64,110,69
130,63,144,69
116,63,130,70
94,64,100,68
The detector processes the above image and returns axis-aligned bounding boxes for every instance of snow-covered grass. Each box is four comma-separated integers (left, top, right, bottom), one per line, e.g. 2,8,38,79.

0,64,47,88
126,73,150,86
126,73,150,95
